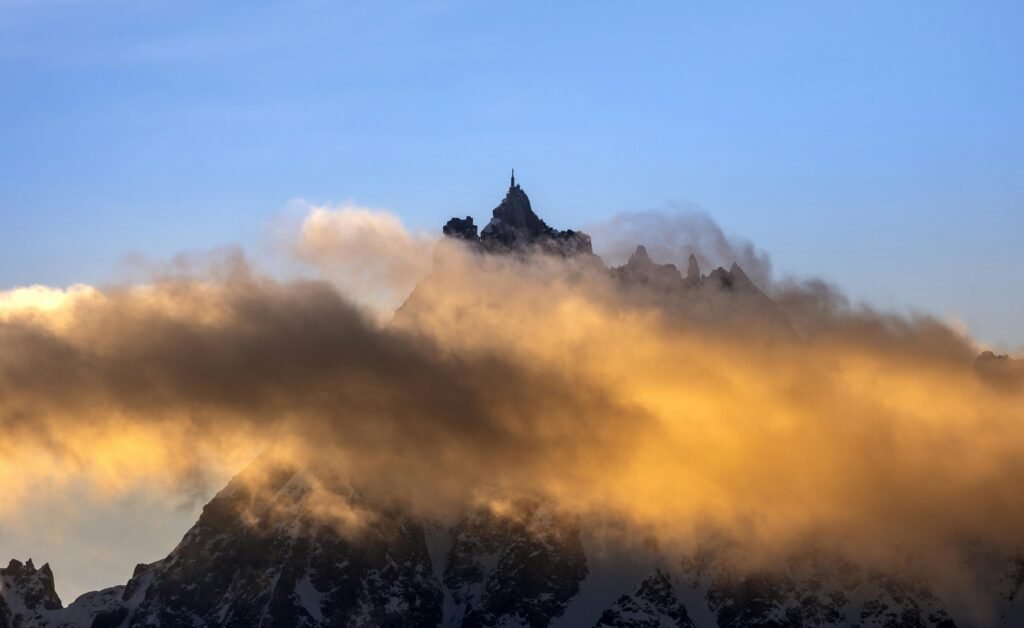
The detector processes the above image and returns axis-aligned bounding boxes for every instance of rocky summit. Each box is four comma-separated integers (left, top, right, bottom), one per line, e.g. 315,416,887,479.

437,175,791,335
443,172,593,257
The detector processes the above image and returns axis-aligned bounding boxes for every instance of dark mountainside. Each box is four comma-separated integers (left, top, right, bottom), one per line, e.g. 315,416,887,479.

4,178,1022,628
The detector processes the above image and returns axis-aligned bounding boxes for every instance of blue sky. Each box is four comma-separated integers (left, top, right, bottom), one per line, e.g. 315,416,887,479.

1,0,1022,348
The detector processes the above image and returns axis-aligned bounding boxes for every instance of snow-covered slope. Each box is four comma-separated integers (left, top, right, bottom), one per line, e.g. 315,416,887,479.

6,462,1018,628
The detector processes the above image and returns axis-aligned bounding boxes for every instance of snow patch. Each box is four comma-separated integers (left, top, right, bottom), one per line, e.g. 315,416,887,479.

294,572,325,623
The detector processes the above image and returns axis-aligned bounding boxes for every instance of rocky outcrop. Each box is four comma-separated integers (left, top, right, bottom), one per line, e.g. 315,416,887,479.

445,498,588,626
434,176,793,336
443,176,593,258
611,246,686,295
0,559,62,627
442,216,478,242
595,570,694,628
685,254,700,288
1,560,61,612
607,249,792,335
485,182,549,240
696,557,959,628
1,460,592,628
120,466,443,628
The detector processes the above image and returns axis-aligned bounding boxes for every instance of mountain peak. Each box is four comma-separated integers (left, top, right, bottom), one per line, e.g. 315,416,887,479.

628,245,652,266
686,254,700,286
442,175,592,256
0,556,63,623
613,245,683,294
484,177,550,238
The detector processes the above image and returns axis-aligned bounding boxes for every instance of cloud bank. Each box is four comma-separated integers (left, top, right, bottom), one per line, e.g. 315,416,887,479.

2,207,1022,608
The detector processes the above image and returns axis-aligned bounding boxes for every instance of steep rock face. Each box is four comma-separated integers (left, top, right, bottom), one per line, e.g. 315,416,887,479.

611,246,685,295
119,466,443,628
485,183,549,240
444,499,588,627
432,177,792,336
4,462,591,628
594,570,694,628
1,560,61,612
442,217,478,242
685,255,700,288
696,263,793,333
10,462,1024,627
853,575,956,628
0,559,62,627
698,560,957,628
607,248,792,335
445,176,593,258
587,557,960,628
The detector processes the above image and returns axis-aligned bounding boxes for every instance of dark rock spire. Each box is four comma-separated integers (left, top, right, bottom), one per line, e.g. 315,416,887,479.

613,245,684,293
441,174,593,257
629,245,652,266
442,216,477,241
485,175,549,238
686,253,700,287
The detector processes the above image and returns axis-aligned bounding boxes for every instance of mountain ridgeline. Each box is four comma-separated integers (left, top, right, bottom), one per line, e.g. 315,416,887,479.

4,179,1022,628
430,174,792,335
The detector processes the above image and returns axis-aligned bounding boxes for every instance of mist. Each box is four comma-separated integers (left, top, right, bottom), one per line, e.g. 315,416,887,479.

1,207,1022,614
